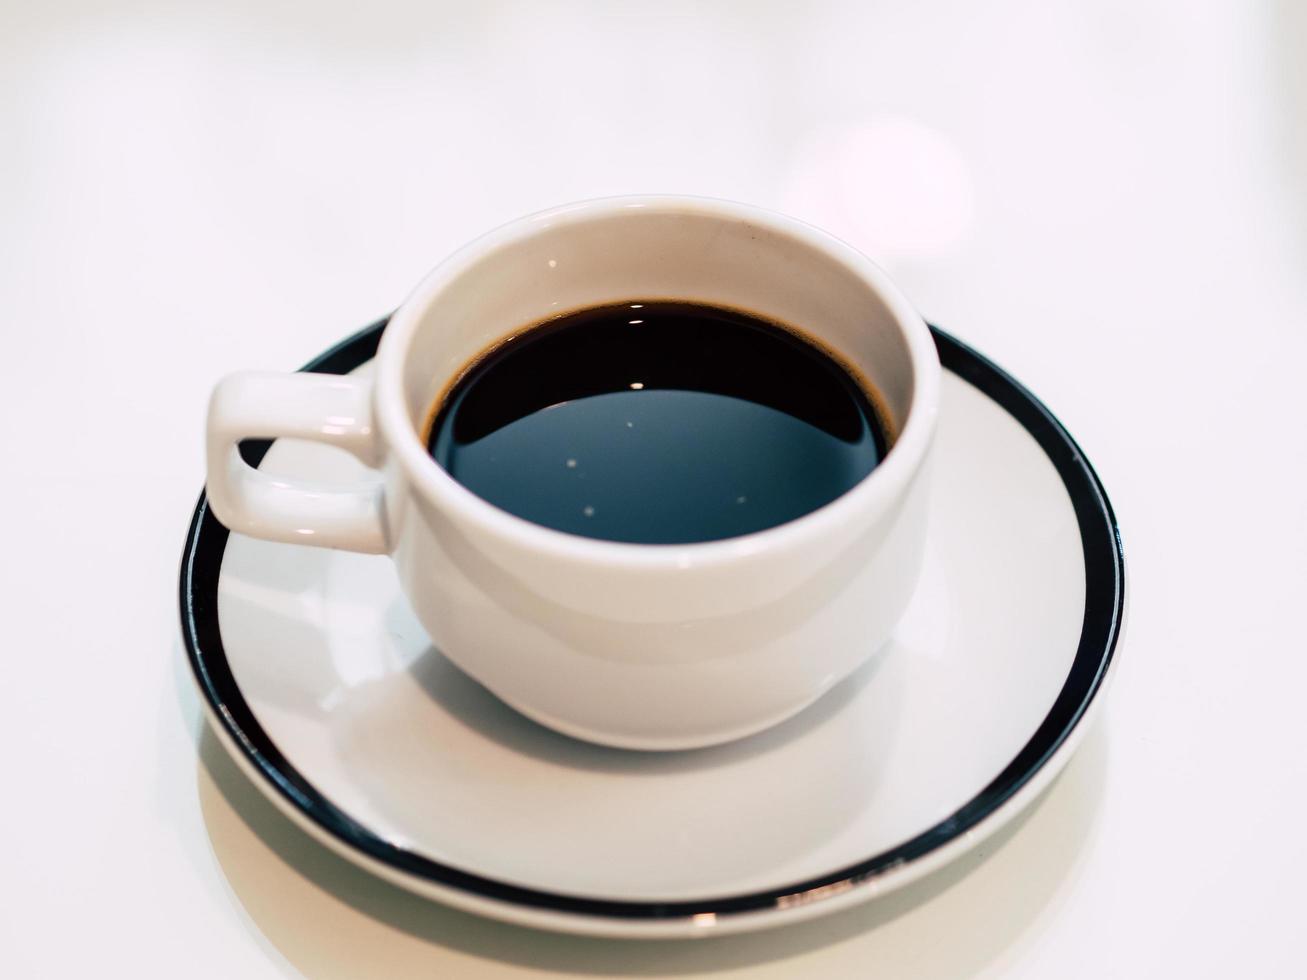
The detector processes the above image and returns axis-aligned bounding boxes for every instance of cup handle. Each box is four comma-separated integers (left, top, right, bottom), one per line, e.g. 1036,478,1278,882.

205,372,389,554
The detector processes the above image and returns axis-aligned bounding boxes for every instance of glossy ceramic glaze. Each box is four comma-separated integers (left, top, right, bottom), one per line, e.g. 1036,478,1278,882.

205,197,941,749
183,322,1123,938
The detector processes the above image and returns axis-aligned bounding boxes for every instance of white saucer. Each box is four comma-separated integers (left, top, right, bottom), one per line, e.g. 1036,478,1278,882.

181,320,1124,939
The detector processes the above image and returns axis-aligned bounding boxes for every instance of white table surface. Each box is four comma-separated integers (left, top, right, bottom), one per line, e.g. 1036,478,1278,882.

4,1,1305,976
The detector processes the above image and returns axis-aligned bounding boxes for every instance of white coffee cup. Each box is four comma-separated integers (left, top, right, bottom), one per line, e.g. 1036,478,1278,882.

206,196,940,750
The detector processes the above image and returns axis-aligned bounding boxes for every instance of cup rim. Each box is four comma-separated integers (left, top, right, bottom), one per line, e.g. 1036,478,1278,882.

376,194,940,568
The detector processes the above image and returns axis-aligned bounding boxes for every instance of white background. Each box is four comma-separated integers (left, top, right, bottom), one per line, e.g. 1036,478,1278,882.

2,1,1305,976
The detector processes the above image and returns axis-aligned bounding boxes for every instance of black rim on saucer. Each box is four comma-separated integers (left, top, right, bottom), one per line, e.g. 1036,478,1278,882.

180,317,1125,922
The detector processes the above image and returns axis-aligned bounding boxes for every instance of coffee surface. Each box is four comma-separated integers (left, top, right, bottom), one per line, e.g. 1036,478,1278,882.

428,301,887,544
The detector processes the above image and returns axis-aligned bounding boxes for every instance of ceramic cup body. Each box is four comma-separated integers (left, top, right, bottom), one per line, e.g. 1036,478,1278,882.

206,196,940,749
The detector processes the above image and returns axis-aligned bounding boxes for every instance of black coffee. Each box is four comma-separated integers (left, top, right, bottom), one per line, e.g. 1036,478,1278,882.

427,301,888,544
